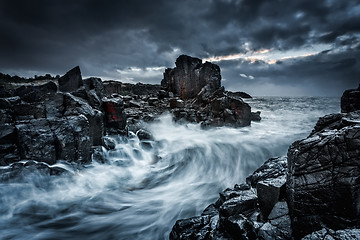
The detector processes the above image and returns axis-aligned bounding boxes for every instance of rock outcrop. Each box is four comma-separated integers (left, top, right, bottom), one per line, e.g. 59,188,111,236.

101,55,254,129
169,156,292,240
158,55,253,127
0,66,103,166
170,83,360,240
287,111,360,239
161,55,221,100
58,66,83,92
0,55,256,167
341,84,360,113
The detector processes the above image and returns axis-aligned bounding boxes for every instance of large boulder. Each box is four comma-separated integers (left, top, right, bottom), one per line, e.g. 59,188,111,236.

64,93,104,146
287,110,360,239
16,119,57,164
161,55,221,100
341,83,360,113
15,116,91,165
58,66,83,92
49,116,91,163
102,97,127,132
0,123,20,165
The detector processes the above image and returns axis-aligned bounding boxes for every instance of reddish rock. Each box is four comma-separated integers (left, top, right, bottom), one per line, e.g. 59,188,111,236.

103,97,126,131
161,55,221,100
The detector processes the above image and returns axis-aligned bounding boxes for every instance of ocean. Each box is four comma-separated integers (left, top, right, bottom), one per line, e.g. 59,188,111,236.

0,97,340,240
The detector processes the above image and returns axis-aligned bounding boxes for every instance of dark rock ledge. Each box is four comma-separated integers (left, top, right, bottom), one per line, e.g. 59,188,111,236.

0,55,258,175
169,84,360,240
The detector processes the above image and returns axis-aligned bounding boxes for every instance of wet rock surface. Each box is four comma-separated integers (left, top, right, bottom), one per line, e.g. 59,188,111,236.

161,55,221,100
169,156,292,240
170,83,360,240
287,110,360,238
302,228,360,240
0,66,100,166
341,84,360,113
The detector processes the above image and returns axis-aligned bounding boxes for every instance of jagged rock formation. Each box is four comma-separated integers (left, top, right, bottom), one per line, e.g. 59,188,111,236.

161,55,221,100
169,83,360,240
103,55,255,129
0,66,104,166
0,55,256,168
341,83,360,113
161,55,252,127
287,112,360,238
58,66,83,92
169,156,292,240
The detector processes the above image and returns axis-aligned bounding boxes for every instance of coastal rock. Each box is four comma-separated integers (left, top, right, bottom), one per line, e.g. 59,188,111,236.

83,77,105,100
225,91,252,99
161,55,221,100
251,111,261,122
0,124,16,144
66,115,91,163
170,85,360,240
49,116,91,163
169,98,185,109
0,86,12,98
44,93,65,118
103,81,161,97
0,124,20,165
0,58,256,169
99,55,253,130
341,84,360,113
287,111,360,238
246,156,287,188
169,214,219,240
201,95,251,127
257,175,286,220
266,201,292,239
0,96,21,109
0,160,69,183
221,214,257,239
58,66,83,92
15,116,91,165
103,97,127,132
302,228,360,240
16,119,57,164
72,77,105,111
170,156,289,240
13,81,57,103
64,93,104,146
218,188,258,217
13,102,46,120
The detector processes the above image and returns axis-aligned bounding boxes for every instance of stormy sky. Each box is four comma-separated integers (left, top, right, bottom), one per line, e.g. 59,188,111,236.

0,0,359,96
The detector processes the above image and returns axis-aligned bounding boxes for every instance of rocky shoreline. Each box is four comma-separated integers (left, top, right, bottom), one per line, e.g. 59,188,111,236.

169,84,360,239
0,55,258,175
0,55,359,239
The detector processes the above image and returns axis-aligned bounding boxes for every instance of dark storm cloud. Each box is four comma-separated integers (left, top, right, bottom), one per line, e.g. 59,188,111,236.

0,0,359,95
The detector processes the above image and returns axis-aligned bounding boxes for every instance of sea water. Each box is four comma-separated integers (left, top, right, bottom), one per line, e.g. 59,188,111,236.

0,97,340,240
